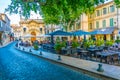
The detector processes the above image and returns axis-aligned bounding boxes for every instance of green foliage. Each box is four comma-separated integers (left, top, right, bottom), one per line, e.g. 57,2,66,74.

54,41,66,52
5,0,106,29
115,39,120,43
95,40,104,47
83,40,95,48
71,41,79,48
115,0,120,7
33,44,39,50
105,40,114,47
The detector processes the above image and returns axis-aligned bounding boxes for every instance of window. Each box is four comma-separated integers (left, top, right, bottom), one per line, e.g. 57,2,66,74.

103,8,107,15
110,5,115,13
96,21,99,29
102,20,106,28
40,28,42,32
96,10,100,16
110,18,114,26
101,9,102,15
0,21,1,27
89,23,93,29
89,15,92,18
23,28,26,32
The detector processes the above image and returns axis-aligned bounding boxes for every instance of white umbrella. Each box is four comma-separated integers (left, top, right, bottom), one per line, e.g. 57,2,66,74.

36,34,50,38
22,34,35,38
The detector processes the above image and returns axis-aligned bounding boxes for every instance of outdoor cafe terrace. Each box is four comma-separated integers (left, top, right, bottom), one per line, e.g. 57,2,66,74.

18,29,120,66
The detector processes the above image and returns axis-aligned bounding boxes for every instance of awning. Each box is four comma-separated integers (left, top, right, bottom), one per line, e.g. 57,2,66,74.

48,30,73,36
72,30,89,36
89,27,116,35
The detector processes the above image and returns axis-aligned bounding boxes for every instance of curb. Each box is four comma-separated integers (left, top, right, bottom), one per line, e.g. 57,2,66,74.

0,41,13,48
14,46,119,80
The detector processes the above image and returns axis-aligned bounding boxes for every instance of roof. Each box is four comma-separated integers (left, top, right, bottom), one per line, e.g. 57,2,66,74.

19,19,44,24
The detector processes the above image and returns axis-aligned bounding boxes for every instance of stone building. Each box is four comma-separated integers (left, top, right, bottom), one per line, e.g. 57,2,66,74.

19,19,45,42
11,24,22,40
0,13,11,45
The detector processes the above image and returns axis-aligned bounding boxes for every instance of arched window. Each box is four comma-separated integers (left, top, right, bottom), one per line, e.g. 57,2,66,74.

23,28,26,32
40,28,42,33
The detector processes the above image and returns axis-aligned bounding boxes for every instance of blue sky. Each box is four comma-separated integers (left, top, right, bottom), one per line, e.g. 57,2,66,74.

0,0,42,25
0,0,20,25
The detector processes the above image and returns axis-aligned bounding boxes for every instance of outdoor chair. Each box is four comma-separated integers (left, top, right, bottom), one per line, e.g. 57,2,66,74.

111,54,119,64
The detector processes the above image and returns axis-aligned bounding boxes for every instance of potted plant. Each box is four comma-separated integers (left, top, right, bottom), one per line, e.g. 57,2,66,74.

33,44,39,50
83,40,95,49
105,40,113,47
54,41,65,60
95,40,104,48
105,40,113,50
71,41,79,55
115,39,120,44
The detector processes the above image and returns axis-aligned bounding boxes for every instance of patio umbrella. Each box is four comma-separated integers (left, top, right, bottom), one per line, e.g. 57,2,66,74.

36,34,50,38
72,30,89,36
22,34,35,38
48,30,73,44
48,30,73,36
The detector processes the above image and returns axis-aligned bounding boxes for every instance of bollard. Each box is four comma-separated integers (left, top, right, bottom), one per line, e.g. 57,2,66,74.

23,48,25,51
97,64,104,72
29,49,32,52
58,55,61,60
40,51,42,55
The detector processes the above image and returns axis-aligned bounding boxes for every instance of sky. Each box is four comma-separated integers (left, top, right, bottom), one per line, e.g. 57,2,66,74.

0,0,42,25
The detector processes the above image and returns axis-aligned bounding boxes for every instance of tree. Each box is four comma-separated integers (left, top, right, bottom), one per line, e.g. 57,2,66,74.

5,0,107,29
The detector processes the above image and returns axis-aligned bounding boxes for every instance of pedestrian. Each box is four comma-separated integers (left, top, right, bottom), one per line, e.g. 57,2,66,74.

0,39,2,46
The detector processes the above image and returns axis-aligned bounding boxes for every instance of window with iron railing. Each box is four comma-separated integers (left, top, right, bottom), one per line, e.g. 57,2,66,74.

103,8,107,15
110,5,115,13
102,20,106,28
89,23,93,29
96,10,100,16
96,21,99,29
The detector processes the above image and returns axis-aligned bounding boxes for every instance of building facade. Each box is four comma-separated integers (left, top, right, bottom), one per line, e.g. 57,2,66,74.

19,19,45,42
0,13,11,45
88,0,120,40
11,24,22,40
66,0,119,41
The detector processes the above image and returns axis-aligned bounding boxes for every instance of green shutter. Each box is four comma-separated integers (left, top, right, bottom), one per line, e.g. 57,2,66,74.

103,20,106,28
96,21,99,29
110,18,113,26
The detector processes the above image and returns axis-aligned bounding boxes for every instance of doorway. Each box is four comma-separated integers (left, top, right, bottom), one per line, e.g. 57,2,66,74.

31,32,36,42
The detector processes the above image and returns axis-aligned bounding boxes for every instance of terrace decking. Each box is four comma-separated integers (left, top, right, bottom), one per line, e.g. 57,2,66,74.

16,45,120,80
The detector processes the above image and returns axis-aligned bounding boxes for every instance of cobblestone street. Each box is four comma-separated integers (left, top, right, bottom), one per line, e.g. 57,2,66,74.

0,42,98,80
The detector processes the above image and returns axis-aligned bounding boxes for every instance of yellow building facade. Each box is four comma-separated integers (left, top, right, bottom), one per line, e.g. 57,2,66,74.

67,0,119,41
88,1,119,40
19,19,44,42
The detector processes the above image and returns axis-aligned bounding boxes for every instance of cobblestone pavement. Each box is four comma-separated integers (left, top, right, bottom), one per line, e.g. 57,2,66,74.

0,42,99,80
